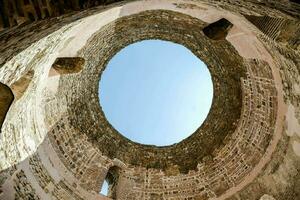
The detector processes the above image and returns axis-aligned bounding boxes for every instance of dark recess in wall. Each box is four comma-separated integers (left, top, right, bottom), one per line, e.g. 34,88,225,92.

0,82,14,133
203,18,233,40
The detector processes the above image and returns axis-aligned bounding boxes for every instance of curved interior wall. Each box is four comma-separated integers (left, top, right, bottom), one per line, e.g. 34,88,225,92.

0,0,299,200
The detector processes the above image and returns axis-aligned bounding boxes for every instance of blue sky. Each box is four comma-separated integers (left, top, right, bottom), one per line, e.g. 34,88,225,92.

100,180,109,195
99,40,213,147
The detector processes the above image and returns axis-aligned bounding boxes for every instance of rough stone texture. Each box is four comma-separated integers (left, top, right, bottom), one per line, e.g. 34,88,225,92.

0,0,299,200
0,0,123,30
10,69,34,99
65,9,246,174
50,57,85,76
203,18,233,40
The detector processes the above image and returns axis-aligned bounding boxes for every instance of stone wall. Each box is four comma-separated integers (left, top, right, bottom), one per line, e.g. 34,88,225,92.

0,0,122,30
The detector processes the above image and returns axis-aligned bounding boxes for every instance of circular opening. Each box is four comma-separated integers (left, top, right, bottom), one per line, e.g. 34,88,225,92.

99,40,213,146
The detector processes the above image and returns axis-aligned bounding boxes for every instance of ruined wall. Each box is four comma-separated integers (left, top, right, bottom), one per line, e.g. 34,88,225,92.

0,0,299,200
0,0,122,30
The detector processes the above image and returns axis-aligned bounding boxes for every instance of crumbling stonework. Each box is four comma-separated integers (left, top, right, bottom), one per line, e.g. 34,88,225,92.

203,18,233,40
0,0,299,200
0,0,122,30
50,57,85,76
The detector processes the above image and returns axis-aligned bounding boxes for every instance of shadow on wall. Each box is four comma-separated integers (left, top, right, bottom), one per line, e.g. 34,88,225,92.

203,18,233,40
0,82,14,132
0,69,35,133
0,131,121,200
49,57,85,77
10,70,34,100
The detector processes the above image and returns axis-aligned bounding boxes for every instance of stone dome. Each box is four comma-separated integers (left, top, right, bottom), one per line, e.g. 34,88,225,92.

0,0,299,200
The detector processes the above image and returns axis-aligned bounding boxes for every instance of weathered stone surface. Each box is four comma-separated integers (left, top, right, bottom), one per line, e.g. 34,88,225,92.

203,18,233,40
65,9,246,174
260,194,276,200
10,70,34,99
50,57,85,76
0,0,123,30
